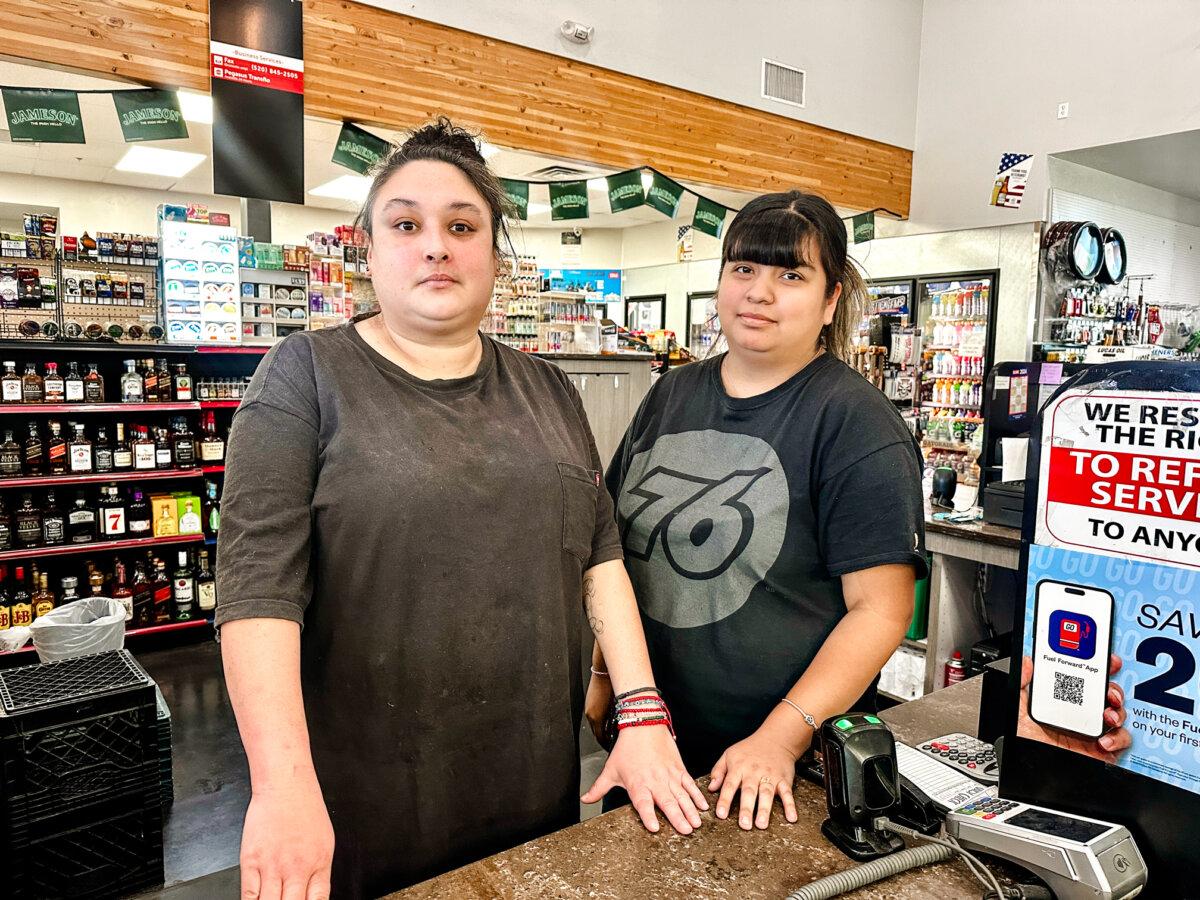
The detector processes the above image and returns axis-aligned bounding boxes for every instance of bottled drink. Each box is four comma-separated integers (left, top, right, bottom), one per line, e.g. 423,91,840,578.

151,558,171,624
64,361,85,402
41,490,65,546
99,485,127,539
10,567,32,627
60,575,81,604
203,480,221,536
0,497,12,551
88,562,104,597
68,423,93,474
94,426,114,473
172,550,195,621
83,363,105,402
199,412,225,463
142,358,159,403
67,490,97,544
23,421,42,475
196,549,216,613
171,416,196,467
0,429,21,477
179,498,202,535
15,493,41,547
21,363,44,404
32,573,55,619
120,359,143,403
112,559,134,622
128,490,151,536
173,363,193,401
156,358,172,401
131,561,153,627
154,426,173,469
132,427,156,470
43,362,64,403
46,421,67,475
113,423,133,471
1,361,21,403
0,566,10,631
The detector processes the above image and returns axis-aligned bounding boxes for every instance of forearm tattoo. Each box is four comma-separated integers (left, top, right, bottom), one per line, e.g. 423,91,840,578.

583,574,604,635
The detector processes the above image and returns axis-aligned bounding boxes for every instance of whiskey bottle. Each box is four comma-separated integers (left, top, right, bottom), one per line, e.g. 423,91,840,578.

60,575,81,604
21,362,44,404
94,426,114,473
23,421,43,475
83,363,105,402
10,567,33,628
132,427,156,470
172,550,195,622
203,480,221,536
32,573,55,619
171,416,196,467
154,426,173,469
196,549,216,613
14,494,41,548
46,421,67,475
173,363,193,401
64,361,85,402
142,358,159,403
41,490,65,546
113,423,133,471
43,362,64,403
68,423,93,474
67,490,97,544
0,497,12,551
120,359,143,403
199,412,225,463
1,361,21,403
156,358,172,401
98,485,127,539
0,566,10,631
151,558,171,624
128,490,151,536
112,559,134,622
131,560,153,627
0,429,22,477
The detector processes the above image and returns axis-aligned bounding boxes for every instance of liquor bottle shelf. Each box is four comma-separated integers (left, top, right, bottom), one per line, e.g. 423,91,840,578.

0,402,200,414
201,464,225,474
196,346,269,355
0,616,213,656
0,532,204,562
0,468,205,489
198,400,241,409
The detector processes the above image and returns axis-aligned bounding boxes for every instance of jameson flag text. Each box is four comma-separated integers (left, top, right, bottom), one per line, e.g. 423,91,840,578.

500,179,529,220
606,170,645,213
852,211,875,244
693,197,727,238
3,89,85,143
112,89,188,142
332,123,390,175
549,181,589,221
647,172,684,218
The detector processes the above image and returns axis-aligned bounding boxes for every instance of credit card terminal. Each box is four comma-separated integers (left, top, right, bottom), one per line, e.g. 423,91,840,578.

947,797,1146,900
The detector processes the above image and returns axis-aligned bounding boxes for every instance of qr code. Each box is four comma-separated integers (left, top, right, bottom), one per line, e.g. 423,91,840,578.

1053,671,1085,705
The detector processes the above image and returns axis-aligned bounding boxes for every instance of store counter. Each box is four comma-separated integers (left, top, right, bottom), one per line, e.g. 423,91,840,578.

391,679,1003,900
922,516,1021,694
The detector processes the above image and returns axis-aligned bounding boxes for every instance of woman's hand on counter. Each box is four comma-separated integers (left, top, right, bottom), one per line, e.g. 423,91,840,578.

584,671,614,748
240,777,334,900
580,725,708,835
708,724,806,831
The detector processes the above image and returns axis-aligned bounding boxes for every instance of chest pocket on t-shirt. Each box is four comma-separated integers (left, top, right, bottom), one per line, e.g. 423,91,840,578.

558,462,599,563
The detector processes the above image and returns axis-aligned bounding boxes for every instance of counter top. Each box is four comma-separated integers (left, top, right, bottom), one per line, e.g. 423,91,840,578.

926,515,1023,550
393,681,996,900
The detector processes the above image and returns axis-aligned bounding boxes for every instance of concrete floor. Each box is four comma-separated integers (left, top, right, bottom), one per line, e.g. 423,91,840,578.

131,639,609,895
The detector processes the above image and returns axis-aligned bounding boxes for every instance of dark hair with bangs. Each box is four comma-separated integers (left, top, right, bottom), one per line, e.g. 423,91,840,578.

720,190,865,361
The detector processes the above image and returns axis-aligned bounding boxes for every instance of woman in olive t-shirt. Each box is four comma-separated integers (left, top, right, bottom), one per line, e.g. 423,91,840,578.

216,120,706,899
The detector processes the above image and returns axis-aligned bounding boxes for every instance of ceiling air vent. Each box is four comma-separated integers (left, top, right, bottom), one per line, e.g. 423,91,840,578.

524,164,594,180
762,59,806,108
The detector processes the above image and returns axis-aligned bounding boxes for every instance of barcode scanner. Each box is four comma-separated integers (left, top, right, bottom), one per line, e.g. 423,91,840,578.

820,713,906,861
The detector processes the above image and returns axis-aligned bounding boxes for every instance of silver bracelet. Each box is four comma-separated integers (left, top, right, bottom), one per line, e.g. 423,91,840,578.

780,697,818,732
590,666,609,678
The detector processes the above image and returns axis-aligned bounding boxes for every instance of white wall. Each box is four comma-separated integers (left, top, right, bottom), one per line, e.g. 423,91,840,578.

367,0,923,149
1048,159,1200,230
622,259,721,340
907,0,1200,232
510,227,624,269
850,223,1042,363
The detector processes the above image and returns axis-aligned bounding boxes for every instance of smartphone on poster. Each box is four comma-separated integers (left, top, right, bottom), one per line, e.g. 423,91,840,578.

1029,579,1115,738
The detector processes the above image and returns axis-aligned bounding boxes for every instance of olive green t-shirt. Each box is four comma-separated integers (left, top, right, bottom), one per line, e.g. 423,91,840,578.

215,320,621,897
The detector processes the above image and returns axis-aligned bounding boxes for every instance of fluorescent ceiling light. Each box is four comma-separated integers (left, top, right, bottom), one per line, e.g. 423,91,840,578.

115,146,206,178
478,141,501,160
177,91,213,125
527,202,552,216
641,171,653,190
308,174,372,203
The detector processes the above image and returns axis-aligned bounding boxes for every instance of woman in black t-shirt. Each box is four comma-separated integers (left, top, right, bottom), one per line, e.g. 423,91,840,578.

589,191,927,831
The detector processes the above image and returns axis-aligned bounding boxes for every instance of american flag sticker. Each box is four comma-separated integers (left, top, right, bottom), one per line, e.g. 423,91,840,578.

991,152,1033,209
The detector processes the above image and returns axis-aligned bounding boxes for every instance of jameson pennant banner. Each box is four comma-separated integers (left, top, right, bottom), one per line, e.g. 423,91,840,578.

3,89,85,143
500,179,529,220
606,169,645,213
112,89,188,142
646,172,685,218
851,210,875,243
693,196,728,238
549,180,589,221
332,123,390,175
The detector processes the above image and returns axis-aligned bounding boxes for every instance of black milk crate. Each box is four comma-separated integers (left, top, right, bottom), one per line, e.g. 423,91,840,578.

154,689,173,807
1,651,160,825
4,791,164,899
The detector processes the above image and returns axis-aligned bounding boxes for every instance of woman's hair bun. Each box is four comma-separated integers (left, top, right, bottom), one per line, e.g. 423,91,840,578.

400,116,486,166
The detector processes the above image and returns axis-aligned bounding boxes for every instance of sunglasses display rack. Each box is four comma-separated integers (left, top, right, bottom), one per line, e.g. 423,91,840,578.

159,219,242,345
0,242,60,343
60,258,163,344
